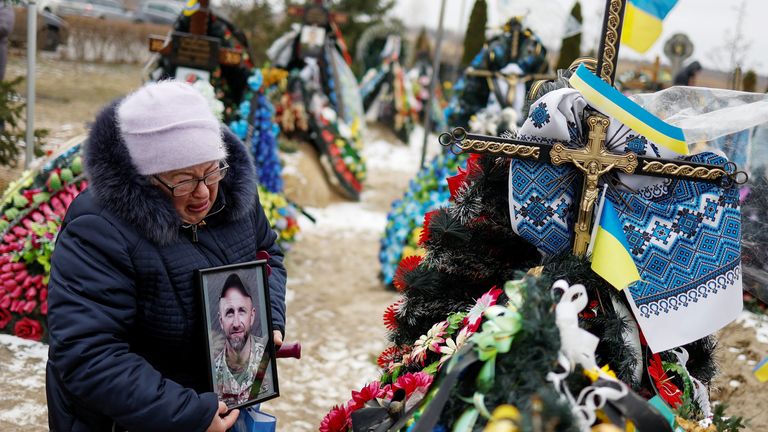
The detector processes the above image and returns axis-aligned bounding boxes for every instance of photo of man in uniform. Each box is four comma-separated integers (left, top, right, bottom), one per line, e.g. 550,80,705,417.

213,273,270,407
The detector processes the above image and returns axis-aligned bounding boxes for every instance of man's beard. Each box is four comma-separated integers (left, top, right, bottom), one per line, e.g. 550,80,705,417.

228,333,247,352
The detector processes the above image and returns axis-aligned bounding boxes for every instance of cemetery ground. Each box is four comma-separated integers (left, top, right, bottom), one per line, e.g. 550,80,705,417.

0,53,766,431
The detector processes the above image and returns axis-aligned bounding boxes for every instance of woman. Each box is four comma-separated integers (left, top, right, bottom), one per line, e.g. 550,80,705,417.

45,81,287,431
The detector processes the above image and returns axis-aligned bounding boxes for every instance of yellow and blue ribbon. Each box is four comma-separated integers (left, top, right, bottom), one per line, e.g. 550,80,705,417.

569,64,688,155
590,198,641,291
755,356,768,383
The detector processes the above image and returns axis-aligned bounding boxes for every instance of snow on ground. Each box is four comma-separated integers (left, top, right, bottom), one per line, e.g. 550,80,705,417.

362,126,441,173
300,203,387,235
737,311,768,344
0,335,49,430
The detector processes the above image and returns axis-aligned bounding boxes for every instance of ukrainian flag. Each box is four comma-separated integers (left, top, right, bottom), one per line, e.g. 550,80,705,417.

569,64,688,155
755,356,768,382
621,0,679,53
590,199,641,291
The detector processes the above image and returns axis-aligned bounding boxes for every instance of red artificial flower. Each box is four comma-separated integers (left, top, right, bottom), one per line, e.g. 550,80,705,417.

322,130,335,144
349,381,384,410
393,256,422,292
14,317,43,342
40,301,48,316
418,210,437,246
446,168,468,201
386,372,434,398
648,354,683,408
465,153,482,178
0,308,11,329
383,300,403,331
578,299,600,320
320,404,351,432
377,345,400,369
463,287,503,333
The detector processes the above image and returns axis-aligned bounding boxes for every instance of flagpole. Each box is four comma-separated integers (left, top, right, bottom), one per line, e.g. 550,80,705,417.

25,0,37,170
419,0,447,169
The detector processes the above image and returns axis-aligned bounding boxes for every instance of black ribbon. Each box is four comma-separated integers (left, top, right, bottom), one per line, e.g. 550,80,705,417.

350,389,406,432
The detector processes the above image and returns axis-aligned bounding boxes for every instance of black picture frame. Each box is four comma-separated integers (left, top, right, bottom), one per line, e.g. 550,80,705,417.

197,260,279,409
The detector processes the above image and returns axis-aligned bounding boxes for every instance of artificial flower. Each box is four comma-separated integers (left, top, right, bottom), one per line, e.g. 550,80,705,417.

648,353,683,408
387,371,434,398
379,345,412,372
439,326,473,366
14,317,43,341
377,345,401,369
393,255,422,292
464,287,503,333
0,308,11,329
319,403,351,432
349,381,385,410
418,210,437,246
411,321,449,364
383,300,403,331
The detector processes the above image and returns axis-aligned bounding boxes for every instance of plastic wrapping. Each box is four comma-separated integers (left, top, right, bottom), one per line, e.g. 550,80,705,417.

631,87,768,172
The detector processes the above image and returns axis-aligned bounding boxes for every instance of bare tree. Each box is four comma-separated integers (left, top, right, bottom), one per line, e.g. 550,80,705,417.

708,0,756,72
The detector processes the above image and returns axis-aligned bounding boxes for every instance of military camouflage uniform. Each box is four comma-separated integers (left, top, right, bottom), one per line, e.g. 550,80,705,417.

214,334,269,406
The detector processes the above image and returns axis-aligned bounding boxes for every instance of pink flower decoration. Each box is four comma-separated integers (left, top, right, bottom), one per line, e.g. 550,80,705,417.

463,287,502,333
349,381,384,410
384,372,434,398
320,404,351,432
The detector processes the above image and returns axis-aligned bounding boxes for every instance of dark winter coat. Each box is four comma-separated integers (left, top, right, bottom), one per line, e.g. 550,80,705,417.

673,60,702,86
45,101,287,432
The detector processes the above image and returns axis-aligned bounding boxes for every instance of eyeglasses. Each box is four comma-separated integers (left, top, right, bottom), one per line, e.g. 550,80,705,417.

153,162,229,197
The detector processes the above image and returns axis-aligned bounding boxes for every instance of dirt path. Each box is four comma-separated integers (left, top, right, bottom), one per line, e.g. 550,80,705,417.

265,129,429,429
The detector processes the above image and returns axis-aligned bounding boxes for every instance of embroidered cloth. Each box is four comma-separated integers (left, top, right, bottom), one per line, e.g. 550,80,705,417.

509,77,743,352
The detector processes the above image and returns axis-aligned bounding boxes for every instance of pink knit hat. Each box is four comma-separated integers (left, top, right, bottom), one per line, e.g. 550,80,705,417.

117,80,226,176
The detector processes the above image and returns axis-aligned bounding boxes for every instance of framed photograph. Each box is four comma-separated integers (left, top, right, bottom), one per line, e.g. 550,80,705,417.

198,260,279,409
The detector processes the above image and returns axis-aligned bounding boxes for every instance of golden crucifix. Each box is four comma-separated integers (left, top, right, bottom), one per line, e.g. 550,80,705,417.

549,114,637,255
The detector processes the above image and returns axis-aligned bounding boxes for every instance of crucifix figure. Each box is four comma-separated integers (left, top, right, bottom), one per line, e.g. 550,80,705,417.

439,0,741,257
550,114,637,254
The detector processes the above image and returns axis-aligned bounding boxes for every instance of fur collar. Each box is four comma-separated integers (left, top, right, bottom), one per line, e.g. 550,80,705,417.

84,100,257,246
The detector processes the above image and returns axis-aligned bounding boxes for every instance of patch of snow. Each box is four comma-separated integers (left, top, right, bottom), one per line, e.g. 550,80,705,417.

280,152,307,184
729,380,741,388
299,203,386,234
737,354,747,361
748,360,757,366
284,287,295,305
0,401,47,426
363,139,422,174
0,334,48,360
728,347,741,353
736,311,768,344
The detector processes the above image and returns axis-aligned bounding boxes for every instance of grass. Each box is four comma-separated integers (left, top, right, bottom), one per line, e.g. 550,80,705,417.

0,53,144,190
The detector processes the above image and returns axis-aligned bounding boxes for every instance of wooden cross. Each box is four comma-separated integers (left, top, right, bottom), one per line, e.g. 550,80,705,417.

147,0,243,70
286,0,349,26
439,0,742,256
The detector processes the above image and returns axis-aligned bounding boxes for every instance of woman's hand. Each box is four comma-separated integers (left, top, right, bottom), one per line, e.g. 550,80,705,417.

206,402,239,432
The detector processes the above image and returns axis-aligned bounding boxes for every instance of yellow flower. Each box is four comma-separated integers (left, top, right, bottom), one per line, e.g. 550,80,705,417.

483,405,521,432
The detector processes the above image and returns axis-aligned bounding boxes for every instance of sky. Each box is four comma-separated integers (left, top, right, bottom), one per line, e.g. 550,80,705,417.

389,0,768,73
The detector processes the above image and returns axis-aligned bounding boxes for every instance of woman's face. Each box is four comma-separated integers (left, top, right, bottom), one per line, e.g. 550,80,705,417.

154,161,221,225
